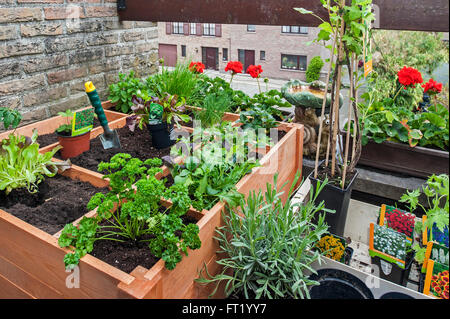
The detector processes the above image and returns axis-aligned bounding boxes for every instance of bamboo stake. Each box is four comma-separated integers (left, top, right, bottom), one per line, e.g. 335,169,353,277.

351,53,357,162
330,10,345,177
314,35,337,178
341,54,354,189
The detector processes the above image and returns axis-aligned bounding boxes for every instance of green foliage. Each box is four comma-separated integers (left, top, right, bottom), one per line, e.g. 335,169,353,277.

108,70,147,113
196,173,331,299
194,92,231,128
0,107,22,130
356,88,449,150
399,174,449,243
237,106,278,134
58,153,201,270
168,122,263,211
306,56,325,82
146,62,203,105
0,130,61,194
56,109,74,134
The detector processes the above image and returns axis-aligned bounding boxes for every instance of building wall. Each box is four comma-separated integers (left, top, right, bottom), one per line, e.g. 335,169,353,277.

158,22,330,81
0,1,159,129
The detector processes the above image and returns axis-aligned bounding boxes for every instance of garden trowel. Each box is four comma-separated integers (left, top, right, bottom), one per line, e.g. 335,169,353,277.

85,81,121,149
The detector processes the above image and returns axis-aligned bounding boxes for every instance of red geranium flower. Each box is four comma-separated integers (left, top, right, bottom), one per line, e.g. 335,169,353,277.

247,65,263,78
189,61,205,74
422,78,443,94
225,61,243,75
397,66,423,89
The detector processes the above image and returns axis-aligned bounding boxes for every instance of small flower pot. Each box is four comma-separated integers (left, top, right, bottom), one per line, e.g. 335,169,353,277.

377,204,415,246
315,233,353,265
308,161,359,237
369,223,414,287
56,130,91,159
423,259,449,299
146,122,176,149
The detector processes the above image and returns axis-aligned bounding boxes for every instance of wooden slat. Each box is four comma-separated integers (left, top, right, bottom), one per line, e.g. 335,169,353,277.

0,273,33,299
118,0,449,32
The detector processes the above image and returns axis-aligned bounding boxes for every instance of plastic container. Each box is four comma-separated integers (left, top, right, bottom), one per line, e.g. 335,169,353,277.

56,130,91,159
146,122,176,149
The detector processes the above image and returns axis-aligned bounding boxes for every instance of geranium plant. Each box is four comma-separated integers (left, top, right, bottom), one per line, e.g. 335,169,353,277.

247,64,263,93
189,61,205,74
225,61,243,85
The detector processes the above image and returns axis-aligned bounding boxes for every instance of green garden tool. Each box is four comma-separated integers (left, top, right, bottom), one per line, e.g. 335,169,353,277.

85,81,121,149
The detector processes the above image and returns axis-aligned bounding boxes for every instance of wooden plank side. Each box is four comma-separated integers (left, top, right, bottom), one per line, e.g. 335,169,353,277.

0,273,34,299
0,209,134,299
0,255,62,299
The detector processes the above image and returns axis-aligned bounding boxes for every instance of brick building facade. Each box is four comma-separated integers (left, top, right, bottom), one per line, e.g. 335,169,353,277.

158,22,329,81
0,1,159,129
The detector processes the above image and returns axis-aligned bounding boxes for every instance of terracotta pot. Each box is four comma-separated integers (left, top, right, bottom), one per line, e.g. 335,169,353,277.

56,131,91,159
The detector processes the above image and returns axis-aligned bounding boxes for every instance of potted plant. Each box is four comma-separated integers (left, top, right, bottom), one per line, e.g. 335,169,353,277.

314,233,353,265
423,260,449,299
55,109,93,159
399,174,449,249
196,173,330,299
377,204,415,245
127,93,191,149
297,0,374,236
369,223,414,286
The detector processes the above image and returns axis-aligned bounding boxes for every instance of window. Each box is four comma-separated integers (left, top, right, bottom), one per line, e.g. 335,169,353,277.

190,23,196,35
238,49,245,66
172,22,184,34
181,45,186,57
223,48,228,61
203,23,215,36
281,26,308,34
247,24,256,32
281,54,307,71
260,50,265,60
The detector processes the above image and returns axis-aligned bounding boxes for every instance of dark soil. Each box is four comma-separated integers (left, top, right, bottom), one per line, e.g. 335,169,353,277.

36,118,101,147
55,125,172,173
315,164,357,189
89,210,198,274
0,174,108,235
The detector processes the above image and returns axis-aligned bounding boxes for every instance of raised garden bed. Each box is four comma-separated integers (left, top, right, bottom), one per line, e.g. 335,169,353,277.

343,131,449,178
0,102,304,299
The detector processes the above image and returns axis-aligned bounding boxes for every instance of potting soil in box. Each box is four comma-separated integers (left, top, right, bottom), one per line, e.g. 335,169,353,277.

56,125,173,172
0,174,108,235
89,211,198,274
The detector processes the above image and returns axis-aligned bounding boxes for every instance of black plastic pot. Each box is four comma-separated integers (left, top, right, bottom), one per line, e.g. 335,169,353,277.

146,122,176,149
309,268,374,299
308,164,359,238
370,251,414,287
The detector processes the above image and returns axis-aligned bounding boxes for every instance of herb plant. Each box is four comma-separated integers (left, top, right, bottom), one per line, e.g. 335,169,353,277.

55,109,74,135
108,70,147,114
196,173,331,299
0,130,61,194
194,92,231,128
58,154,201,270
400,174,449,246
0,107,22,130
167,122,262,211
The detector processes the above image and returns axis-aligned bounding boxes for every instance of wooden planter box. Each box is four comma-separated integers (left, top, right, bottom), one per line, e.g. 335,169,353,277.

0,103,304,299
341,130,449,178
345,132,448,178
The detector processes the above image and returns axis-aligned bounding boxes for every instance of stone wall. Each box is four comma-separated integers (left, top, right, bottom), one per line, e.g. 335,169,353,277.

0,1,158,129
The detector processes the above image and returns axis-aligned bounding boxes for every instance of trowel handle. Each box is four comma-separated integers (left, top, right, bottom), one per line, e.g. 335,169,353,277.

85,81,110,130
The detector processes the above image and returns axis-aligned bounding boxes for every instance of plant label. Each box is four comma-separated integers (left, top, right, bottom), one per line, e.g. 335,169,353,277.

72,108,94,137
380,259,392,275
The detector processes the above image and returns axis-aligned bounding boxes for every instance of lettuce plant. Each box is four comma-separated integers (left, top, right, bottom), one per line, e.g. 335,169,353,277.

58,154,201,270
0,130,61,194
